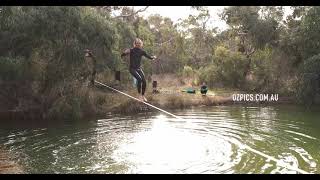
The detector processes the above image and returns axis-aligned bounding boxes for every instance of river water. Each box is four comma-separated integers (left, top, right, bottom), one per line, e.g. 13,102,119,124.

0,105,319,174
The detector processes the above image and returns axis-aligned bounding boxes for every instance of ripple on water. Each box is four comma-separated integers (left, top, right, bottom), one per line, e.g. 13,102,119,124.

0,105,319,174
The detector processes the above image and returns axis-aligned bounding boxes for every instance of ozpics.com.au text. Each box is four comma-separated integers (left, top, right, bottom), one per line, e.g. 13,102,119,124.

233,94,279,102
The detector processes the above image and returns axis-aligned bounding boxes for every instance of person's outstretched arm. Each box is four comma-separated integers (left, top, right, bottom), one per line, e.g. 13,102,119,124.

143,50,156,60
121,49,130,58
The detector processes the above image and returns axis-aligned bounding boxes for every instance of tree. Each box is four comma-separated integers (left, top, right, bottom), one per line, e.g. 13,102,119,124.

0,6,118,119
221,6,283,79
177,7,216,69
299,7,320,59
296,54,320,105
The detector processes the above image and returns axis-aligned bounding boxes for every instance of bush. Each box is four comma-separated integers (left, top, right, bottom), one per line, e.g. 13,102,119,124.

198,65,220,87
296,54,320,105
182,65,194,78
182,65,197,85
0,56,30,81
199,46,247,88
0,7,118,120
247,48,275,92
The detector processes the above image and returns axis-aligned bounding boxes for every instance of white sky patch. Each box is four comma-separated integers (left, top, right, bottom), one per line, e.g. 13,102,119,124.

137,6,228,32
110,6,294,35
136,6,293,32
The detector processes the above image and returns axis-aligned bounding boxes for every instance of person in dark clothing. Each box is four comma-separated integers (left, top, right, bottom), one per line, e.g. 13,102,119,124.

152,80,159,94
200,82,208,96
83,49,96,87
121,38,156,102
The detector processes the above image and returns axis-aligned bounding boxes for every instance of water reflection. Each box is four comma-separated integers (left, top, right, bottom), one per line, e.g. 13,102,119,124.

0,105,319,173
112,114,234,173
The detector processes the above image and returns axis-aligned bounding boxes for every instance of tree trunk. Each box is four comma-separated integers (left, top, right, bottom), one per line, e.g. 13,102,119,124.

243,57,252,78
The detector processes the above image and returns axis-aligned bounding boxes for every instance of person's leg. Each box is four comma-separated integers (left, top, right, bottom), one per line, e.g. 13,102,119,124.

136,69,148,101
90,69,96,86
130,68,142,95
136,69,146,96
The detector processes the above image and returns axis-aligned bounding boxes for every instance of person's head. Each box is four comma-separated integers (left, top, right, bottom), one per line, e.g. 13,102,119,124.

84,49,92,57
84,49,91,53
202,82,206,86
133,38,143,48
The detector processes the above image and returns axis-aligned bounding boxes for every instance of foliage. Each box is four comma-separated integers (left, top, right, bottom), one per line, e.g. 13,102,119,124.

296,54,320,106
2,5,320,118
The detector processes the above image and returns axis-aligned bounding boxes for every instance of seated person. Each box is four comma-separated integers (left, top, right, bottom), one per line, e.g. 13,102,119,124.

200,82,208,95
152,81,159,94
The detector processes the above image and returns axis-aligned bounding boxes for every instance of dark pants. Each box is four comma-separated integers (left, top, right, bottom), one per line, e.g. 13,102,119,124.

130,68,146,95
84,56,96,86
201,89,208,94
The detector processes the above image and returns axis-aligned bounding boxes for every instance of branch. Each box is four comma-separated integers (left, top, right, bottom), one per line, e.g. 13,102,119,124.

202,15,210,30
154,37,175,46
238,32,248,35
248,49,255,56
246,45,255,57
115,6,149,18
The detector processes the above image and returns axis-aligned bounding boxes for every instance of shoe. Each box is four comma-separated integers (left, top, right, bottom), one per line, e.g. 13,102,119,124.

138,96,144,101
142,96,148,102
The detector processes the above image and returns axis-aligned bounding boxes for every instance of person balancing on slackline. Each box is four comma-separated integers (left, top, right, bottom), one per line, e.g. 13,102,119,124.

121,38,157,102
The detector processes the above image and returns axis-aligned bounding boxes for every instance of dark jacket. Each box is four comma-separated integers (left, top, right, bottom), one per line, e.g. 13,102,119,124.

121,47,153,69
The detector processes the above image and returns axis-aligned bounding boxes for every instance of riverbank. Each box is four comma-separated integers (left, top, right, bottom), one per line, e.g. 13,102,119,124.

0,74,296,121
97,74,293,114
104,88,295,115
0,148,24,174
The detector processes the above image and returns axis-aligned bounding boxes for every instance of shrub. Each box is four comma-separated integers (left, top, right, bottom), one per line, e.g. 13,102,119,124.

296,54,320,105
